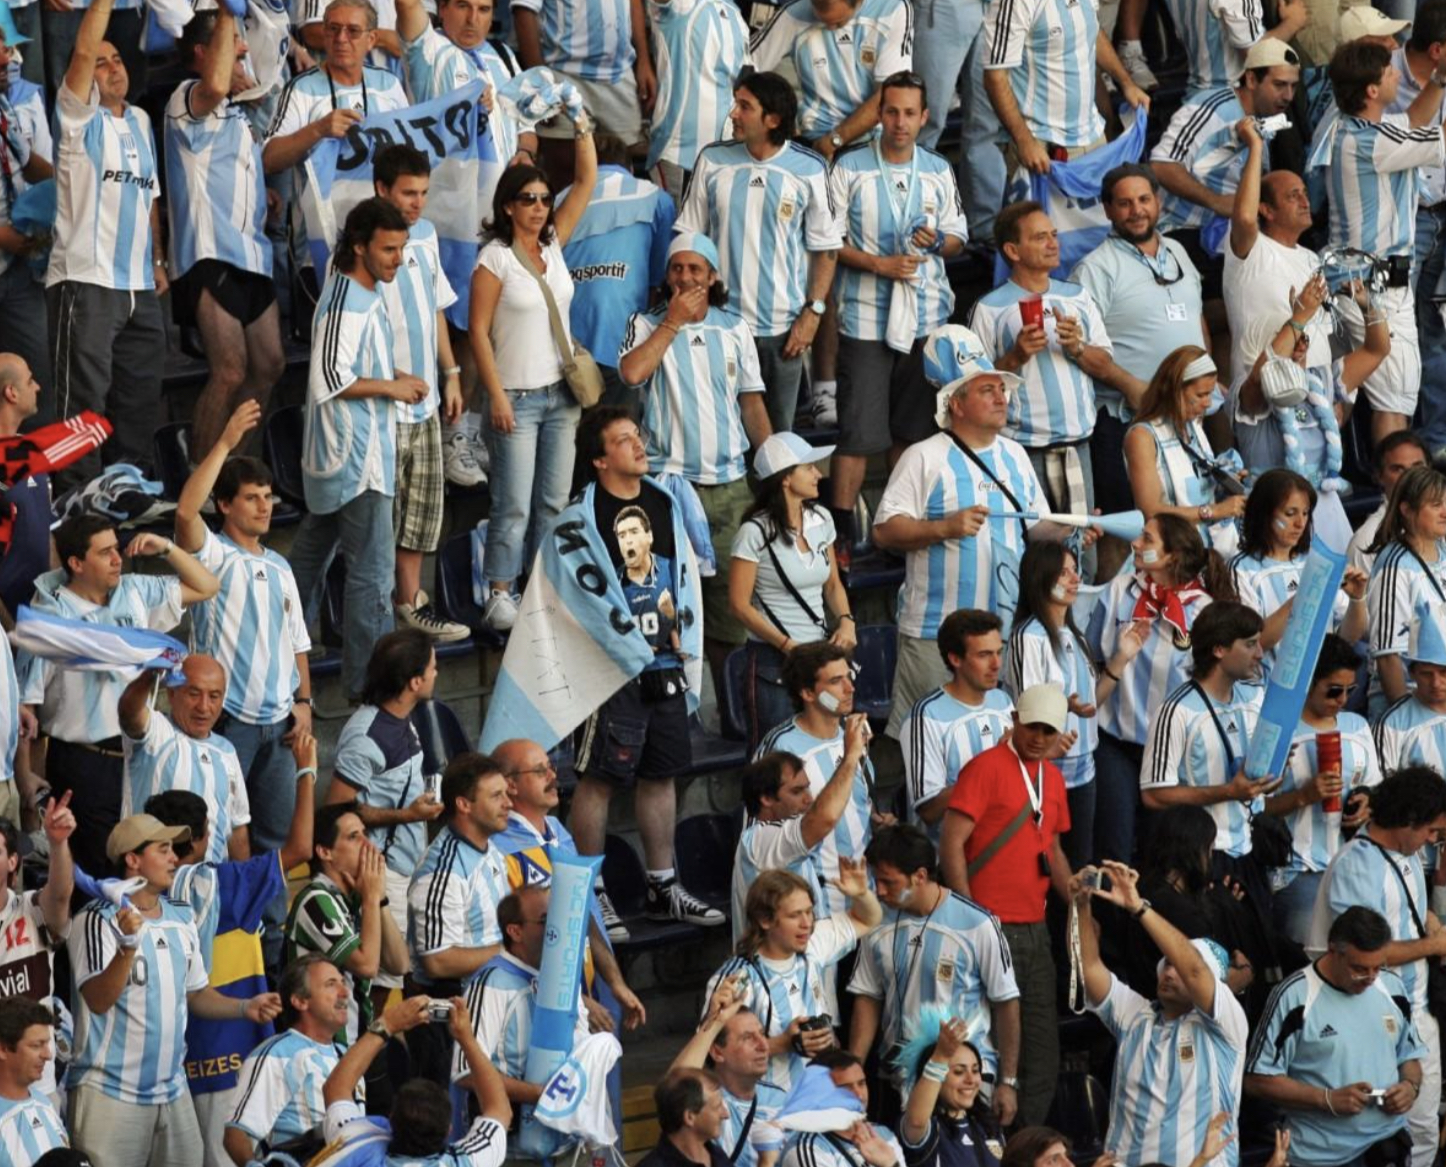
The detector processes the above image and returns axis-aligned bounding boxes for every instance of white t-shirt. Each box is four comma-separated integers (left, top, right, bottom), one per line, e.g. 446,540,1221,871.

1221,232,1330,390
477,237,574,391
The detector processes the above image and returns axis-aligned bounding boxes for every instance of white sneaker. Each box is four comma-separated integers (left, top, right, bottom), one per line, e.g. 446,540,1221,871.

810,383,838,427
484,590,520,631
443,429,487,487
398,589,471,643
1118,40,1159,90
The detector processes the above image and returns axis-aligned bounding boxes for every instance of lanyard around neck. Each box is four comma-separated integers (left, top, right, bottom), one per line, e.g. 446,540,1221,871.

326,67,368,116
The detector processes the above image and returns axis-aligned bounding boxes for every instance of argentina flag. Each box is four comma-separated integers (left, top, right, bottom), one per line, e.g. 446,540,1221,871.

300,80,494,307
13,605,188,684
479,482,704,753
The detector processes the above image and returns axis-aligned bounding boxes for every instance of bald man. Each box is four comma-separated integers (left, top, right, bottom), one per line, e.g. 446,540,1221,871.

492,737,647,1032
118,656,252,864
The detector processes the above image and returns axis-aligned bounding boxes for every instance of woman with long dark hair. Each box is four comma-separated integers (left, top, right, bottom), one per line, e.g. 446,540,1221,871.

1008,541,1145,868
1088,515,1235,864
469,116,597,631
729,434,855,748
1229,468,1367,678
900,1020,1002,1167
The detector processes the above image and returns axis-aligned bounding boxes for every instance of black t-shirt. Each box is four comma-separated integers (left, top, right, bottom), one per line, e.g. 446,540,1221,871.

593,481,681,666
637,1137,733,1167
593,480,676,569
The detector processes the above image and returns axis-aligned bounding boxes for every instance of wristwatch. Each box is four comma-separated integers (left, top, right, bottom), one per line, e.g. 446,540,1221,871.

367,1017,391,1039
1001,1077,1021,1090
829,131,844,149
807,299,827,315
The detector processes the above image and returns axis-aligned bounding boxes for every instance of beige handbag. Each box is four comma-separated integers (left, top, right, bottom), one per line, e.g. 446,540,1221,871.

510,239,604,407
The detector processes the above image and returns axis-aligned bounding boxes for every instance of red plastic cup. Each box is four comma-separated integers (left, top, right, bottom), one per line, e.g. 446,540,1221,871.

1317,731,1342,812
1019,295,1045,330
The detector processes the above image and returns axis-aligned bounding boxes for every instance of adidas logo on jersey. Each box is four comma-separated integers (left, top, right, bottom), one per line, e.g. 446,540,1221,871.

749,175,766,188
255,568,268,580
691,335,706,346
1320,1024,1337,1036
837,30,852,41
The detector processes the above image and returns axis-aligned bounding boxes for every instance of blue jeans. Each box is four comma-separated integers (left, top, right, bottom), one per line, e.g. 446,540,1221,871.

1414,203,1446,452
1094,732,1143,863
289,489,396,698
483,382,580,584
1062,779,1098,871
753,333,806,434
221,713,296,967
960,36,1008,243
1272,869,1323,949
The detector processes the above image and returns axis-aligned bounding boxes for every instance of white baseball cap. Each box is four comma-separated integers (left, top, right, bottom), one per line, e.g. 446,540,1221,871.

1015,684,1068,732
753,432,835,480
1340,5,1410,41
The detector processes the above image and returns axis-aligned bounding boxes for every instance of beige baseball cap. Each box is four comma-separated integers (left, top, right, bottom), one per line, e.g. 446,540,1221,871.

1015,684,1068,733
106,814,191,863
1340,5,1410,40
1242,38,1302,71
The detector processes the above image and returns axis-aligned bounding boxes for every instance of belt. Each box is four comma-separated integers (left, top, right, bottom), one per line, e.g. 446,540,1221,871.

62,738,124,759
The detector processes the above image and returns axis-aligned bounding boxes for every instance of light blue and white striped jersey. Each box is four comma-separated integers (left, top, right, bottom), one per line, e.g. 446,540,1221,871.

164,81,271,281
1140,680,1264,857
756,717,876,918
192,527,311,726
1229,552,1351,680
0,1089,67,1162
1160,0,1262,97
721,1081,787,1167
16,570,184,745
750,0,912,137
407,825,511,985
384,218,458,424
622,304,764,486
68,897,208,1104
646,0,751,171
1088,574,1210,745
875,432,1046,639
303,270,398,515
1247,963,1421,1167
0,94,34,281
324,1099,508,1167
899,686,1015,840
121,712,250,866
0,631,16,788
1006,617,1097,789
1321,113,1444,258
1276,714,1381,874
704,915,859,1091
228,1029,341,1146
1388,46,1446,208
785,1129,907,1167
970,279,1107,447
1374,696,1446,775
1366,541,1446,703
848,893,1019,1089
403,30,522,170
732,816,828,946
1152,88,1256,232
333,705,429,876
676,139,839,337
984,0,1104,148
1092,972,1249,1167
265,66,408,264
45,85,159,291
828,142,967,342
451,951,590,1084
1310,832,1429,1013
509,0,636,81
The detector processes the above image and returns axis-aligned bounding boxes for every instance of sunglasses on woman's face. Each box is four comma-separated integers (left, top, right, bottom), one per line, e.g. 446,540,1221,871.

513,191,554,206
1324,683,1356,699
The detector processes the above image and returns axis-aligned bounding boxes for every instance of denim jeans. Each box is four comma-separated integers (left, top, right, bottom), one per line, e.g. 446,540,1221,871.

753,333,806,434
1094,732,1143,863
1414,203,1446,453
960,34,1008,243
1271,869,1322,950
483,382,581,584
221,712,297,967
1062,780,1098,871
289,489,396,698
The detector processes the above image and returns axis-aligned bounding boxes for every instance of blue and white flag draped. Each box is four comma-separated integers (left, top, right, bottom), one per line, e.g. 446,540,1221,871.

13,604,188,685
478,481,704,753
300,81,494,314
995,107,1148,283
495,67,585,132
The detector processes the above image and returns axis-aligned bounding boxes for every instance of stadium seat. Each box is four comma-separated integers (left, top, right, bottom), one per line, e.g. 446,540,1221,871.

674,812,741,908
152,422,191,500
263,405,308,509
720,649,749,742
681,713,748,778
602,833,702,954
412,698,472,775
1045,1070,1110,1159
853,624,897,725
434,530,505,651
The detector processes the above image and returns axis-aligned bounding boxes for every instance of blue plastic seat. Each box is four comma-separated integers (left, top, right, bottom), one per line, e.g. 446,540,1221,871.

263,405,308,509
601,833,702,954
434,530,504,651
720,649,749,742
412,698,473,775
674,812,740,908
152,422,191,500
853,624,897,725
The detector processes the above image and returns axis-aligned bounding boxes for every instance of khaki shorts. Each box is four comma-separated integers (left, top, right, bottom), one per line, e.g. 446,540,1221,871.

884,631,950,739
373,865,412,990
535,71,644,144
0,780,19,827
696,476,754,646
395,414,445,554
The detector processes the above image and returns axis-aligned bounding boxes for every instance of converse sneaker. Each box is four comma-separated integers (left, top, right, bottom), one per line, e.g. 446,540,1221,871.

597,888,631,942
444,428,487,487
1117,40,1159,90
398,589,471,643
646,879,726,926
484,590,520,632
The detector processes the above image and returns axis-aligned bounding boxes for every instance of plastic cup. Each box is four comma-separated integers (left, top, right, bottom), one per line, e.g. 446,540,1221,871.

1019,295,1045,330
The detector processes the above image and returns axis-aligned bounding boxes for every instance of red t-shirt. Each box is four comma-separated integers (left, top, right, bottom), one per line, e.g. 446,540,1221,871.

947,741,1070,924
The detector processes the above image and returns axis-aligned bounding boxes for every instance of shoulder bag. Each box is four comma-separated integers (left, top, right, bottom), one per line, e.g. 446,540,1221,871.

509,239,604,407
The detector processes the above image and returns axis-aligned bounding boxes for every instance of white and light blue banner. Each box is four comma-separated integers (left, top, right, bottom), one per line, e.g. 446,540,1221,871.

478,481,704,753
300,81,494,318
1245,541,1348,780
13,605,188,685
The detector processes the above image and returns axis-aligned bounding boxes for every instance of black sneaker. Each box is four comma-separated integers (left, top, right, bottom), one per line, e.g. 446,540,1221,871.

597,889,631,942
646,879,725,926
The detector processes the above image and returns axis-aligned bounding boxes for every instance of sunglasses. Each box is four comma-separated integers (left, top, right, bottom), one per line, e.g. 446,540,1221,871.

513,191,554,207
1324,683,1356,699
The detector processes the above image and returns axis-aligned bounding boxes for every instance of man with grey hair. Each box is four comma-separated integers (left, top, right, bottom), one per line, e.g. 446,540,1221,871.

223,955,352,1166
262,0,407,306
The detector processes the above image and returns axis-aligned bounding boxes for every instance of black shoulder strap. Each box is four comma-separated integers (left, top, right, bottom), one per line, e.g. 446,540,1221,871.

728,1096,760,1163
1190,681,1238,776
747,518,827,637
744,955,775,1034
943,432,1029,543
1365,837,1429,939
1404,544,1446,604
